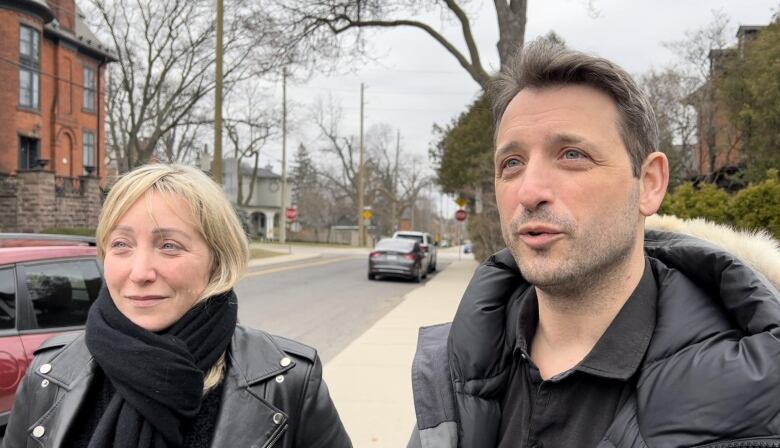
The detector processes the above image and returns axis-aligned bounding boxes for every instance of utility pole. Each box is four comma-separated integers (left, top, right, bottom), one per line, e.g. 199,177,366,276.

213,0,223,184
280,68,288,244
357,83,365,246
392,129,400,231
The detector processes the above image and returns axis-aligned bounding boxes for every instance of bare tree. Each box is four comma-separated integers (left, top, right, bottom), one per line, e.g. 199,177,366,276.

663,10,740,175
640,68,699,186
312,98,380,212
88,0,273,172
368,124,430,233
224,88,279,206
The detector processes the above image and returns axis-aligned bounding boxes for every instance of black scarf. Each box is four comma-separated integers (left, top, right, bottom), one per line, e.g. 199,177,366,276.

84,286,238,448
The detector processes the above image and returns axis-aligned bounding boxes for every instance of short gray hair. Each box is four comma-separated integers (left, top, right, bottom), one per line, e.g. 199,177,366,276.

491,39,659,177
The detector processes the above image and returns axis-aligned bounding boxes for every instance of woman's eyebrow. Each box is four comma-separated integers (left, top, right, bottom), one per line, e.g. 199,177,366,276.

153,227,193,241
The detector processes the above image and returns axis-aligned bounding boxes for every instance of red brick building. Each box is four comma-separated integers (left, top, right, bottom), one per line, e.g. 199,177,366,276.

694,25,765,178
0,0,115,232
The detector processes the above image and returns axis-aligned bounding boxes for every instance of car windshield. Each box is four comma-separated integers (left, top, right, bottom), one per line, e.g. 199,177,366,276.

395,234,424,243
375,239,415,252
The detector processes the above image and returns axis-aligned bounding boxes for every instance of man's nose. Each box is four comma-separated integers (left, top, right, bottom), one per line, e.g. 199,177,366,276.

515,159,555,211
128,249,157,284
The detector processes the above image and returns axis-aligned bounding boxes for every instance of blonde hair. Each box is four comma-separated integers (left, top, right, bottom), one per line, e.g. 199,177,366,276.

96,163,248,390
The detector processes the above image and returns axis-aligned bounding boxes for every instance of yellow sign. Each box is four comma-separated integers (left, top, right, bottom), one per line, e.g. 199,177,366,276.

362,209,373,220
455,197,468,208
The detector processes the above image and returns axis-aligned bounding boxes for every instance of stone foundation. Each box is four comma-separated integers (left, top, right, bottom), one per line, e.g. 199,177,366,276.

1,170,100,233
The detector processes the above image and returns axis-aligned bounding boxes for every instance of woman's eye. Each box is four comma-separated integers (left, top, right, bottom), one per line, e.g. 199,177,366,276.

110,241,127,249
161,242,178,250
563,149,584,160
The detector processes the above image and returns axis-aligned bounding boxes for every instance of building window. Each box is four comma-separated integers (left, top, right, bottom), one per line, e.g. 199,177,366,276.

19,25,40,109
83,131,95,174
83,66,95,112
19,137,40,170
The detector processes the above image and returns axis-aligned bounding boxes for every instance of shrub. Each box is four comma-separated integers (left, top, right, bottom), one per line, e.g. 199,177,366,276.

658,182,731,223
730,169,780,238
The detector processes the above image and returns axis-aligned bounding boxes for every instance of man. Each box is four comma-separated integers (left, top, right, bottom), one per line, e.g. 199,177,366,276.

408,40,780,448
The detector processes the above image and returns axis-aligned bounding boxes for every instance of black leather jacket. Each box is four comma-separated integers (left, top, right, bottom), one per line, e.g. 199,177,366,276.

1,325,352,448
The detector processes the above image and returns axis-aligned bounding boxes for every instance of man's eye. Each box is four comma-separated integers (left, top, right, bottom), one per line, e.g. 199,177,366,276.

562,149,584,160
504,159,521,168
110,241,127,249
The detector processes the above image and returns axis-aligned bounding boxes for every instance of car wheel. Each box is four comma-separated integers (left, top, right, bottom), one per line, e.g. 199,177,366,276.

429,261,437,273
368,272,376,280
413,266,422,283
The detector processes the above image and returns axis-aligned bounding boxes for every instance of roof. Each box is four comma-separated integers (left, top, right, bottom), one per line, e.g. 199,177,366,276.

43,4,117,62
737,25,766,36
239,164,281,180
7,0,54,22
0,246,96,265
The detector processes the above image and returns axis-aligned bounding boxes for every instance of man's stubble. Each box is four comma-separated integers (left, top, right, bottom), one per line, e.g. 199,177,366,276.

502,184,641,304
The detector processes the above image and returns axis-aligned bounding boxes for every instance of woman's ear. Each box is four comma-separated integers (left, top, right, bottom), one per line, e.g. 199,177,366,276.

639,151,669,217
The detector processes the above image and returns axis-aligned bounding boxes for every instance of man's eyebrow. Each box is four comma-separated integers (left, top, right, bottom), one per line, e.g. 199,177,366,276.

547,132,587,147
495,141,524,162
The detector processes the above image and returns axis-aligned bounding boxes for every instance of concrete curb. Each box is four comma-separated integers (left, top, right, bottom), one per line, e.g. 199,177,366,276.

246,252,322,268
323,259,479,447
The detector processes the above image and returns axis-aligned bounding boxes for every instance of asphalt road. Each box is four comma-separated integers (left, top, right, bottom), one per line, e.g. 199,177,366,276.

234,255,449,362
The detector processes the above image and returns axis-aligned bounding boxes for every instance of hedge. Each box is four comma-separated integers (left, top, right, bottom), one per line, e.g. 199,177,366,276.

659,169,780,240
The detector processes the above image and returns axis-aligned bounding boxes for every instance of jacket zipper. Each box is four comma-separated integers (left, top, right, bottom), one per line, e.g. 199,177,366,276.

262,423,288,448
695,440,780,448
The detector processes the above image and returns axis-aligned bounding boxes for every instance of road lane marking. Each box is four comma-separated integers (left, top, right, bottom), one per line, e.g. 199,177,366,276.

242,256,355,278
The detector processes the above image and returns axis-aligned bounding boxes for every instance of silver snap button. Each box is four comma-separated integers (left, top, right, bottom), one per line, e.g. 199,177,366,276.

275,375,284,383
41,379,49,388
520,353,527,360
279,357,291,367
32,425,45,437
39,363,52,374
272,412,284,425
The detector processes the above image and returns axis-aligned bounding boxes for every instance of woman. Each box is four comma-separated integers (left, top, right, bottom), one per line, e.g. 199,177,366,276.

2,164,351,448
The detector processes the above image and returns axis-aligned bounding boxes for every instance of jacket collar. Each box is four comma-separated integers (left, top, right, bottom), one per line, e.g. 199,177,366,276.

227,325,295,385
37,332,95,390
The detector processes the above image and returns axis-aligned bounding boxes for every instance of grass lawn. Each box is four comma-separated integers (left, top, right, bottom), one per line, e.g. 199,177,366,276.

250,248,286,259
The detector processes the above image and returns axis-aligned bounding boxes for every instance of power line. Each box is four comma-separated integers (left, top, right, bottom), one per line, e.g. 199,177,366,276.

0,55,109,95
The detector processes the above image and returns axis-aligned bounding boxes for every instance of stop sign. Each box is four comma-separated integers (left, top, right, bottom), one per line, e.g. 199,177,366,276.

286,207,298,221
455,209,467,222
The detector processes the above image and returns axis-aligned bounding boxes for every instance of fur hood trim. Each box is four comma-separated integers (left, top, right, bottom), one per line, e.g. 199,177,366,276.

647,214,780,290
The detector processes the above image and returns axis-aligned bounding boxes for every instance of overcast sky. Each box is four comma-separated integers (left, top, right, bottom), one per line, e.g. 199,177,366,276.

257,0,777,215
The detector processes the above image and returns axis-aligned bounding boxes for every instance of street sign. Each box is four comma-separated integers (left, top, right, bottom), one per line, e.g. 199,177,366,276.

362,209,373,220
455,209,467,222
286,207,298,221
455,197,468,208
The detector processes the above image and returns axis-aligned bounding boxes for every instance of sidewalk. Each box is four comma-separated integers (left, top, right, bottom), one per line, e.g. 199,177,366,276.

323,258,479,448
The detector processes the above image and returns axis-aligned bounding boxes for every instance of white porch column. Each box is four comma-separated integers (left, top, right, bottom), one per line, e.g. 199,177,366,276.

264,211,276,239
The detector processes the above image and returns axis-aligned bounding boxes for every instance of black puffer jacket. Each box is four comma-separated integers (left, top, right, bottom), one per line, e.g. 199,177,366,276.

2,325,352,448
410,229,780,448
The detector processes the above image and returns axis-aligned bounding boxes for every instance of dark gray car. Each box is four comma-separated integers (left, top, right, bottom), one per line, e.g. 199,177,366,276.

368,238,428,282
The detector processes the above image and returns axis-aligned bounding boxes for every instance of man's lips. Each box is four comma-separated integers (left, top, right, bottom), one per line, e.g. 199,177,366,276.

516,225,565,249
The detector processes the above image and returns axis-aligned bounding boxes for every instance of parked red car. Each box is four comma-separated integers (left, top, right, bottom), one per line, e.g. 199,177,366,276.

0,234,101,431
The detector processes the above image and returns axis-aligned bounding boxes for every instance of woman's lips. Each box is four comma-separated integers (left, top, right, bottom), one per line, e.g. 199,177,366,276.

127,296,167,308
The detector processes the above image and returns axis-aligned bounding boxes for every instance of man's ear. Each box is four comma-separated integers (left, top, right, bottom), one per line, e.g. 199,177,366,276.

639,152,669,217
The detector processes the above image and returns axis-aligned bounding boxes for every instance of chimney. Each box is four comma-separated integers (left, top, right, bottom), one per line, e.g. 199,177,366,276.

46,0,76,33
